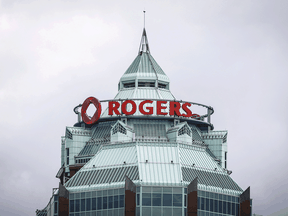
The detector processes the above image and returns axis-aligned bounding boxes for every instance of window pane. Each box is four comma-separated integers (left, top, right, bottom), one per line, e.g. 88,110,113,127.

173,194,182,207
86,198,91,211
197,197,200,209
142,207,151,216
92,198,96,210
201,197,205,210
97,197,102,210
210,199,214,212
114,195,119,208
120,195,124,207
142,193,151,206
136,194,140,206
103,197,107,209
152,193,161,206
163,208,172,216
70,200,74,212
173,208,182,216
232,203,235,215
163,187,172,193
54,202,57,214
152,207,161,216
163,194,172,206
205,198,209,211
185,195,187,207
219,201,222,213
108,196,113,209
227,202,231,214
223,201,227,214
214,199,218,213
75,200,80,212
81,199,85,211
236,204,239,216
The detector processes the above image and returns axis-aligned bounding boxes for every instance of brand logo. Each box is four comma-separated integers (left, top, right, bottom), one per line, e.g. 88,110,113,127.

81,97,102,125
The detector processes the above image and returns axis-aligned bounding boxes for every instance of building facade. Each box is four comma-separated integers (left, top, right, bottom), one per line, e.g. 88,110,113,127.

36,28,252,216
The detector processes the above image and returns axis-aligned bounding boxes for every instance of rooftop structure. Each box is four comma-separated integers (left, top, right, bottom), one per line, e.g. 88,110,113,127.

36,27,252,216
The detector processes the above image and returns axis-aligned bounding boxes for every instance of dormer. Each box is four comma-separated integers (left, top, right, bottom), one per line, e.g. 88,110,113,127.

111,120,134,143
167,122,192,144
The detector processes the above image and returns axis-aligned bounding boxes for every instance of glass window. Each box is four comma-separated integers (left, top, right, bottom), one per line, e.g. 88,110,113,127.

163,207,172,216
75,200,80,212
152,207,161,216
114,195,119,208
214,199,218,212
163,187,172,193
103,190,107,196
136,194,140,206
184,195,187,207
236,204,239,216
136,187,140,193
142,187,152,193
142,207,151,216
201,198,205,210
173,187,182,194
92,198,96,210
197,197,200,209
163,194,172,206
81,192,85,198
223,201,227,214
223,195,227,201
210,199,214,212
206,192,210,198
142,193,151,206
97,197,102,210
86,198,91,211
219,194,222,200
184,188,187,194
114,189,119,195
173,194,182,207
173,208,182,216
120,195,124,207
228,195,231,202
81,199,85,211
70,200,74,212
103,197,107,209
232,196,236,202
205,198,209,211
219,201,222,213
228,202,231,214
108,196,113,209
232,203,235,215
152,187,161,193
119,188,125,195
54,202,58,214
152,193,161,206
214,193,218,200
97,191,102,197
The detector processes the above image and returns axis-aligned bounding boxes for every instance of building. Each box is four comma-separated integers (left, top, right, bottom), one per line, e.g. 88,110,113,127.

36,28,252,216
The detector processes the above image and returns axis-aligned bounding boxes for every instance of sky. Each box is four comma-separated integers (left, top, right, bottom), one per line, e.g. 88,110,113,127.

0,0,288,215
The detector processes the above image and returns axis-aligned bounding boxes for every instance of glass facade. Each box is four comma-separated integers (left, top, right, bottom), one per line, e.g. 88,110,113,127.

69,188,125,216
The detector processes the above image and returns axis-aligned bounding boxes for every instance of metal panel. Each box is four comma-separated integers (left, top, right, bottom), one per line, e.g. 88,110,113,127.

182,167,242,191
66,166,139,187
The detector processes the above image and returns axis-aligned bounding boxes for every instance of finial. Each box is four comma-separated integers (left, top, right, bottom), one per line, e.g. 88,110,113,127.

143,10,146,28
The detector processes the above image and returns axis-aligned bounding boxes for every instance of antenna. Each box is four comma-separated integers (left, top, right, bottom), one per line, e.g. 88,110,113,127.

143,10,146,28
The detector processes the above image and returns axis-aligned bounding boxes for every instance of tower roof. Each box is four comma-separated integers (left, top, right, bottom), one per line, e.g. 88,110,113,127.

119,28,170,89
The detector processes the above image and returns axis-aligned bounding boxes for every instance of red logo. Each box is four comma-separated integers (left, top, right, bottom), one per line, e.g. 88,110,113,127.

81,97,102,124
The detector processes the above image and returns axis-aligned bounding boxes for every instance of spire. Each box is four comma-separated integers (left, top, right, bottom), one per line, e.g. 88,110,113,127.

139,28,150,54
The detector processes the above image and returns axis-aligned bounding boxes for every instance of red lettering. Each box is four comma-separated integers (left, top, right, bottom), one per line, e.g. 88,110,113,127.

182,102,192,117
157,101,168,115
122,100,137,115
108,101,121,115
139,100,153,115
169,101,181,116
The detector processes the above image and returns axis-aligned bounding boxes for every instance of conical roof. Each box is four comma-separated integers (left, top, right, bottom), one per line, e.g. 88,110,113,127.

116,28,173,100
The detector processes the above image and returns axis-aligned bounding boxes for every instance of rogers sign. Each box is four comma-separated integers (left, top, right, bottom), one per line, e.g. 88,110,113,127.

81,97,200,125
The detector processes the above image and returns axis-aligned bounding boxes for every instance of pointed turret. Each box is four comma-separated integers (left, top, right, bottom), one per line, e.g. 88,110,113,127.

116,28,173,100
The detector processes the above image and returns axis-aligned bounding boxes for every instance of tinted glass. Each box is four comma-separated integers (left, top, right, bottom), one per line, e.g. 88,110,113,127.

163,187,172,193
223,201,227,214
103,197,107,209
142,193,151,206
228,202,231,214
120,195,124,207
97,197,102,210
163,207,172,216
163,194,172,206
219,201,222,213
70,200,74,212
86,198,91,211
108,196,113,209
205,198,209,211
92,198,96,210
152,193,161,206
81,199,85,211
114,196,119,208
201,197,205,210
75,200,80,212
136,194,140,206
214,199,218,212
210,199,214,212
173,194,182,206
232,203,235,215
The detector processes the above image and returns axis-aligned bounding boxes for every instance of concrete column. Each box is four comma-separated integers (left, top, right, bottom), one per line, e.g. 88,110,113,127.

125,176,136,216
187,177,198,216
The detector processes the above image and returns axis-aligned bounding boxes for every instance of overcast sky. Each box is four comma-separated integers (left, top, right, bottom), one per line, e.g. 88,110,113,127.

0,0,288,215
